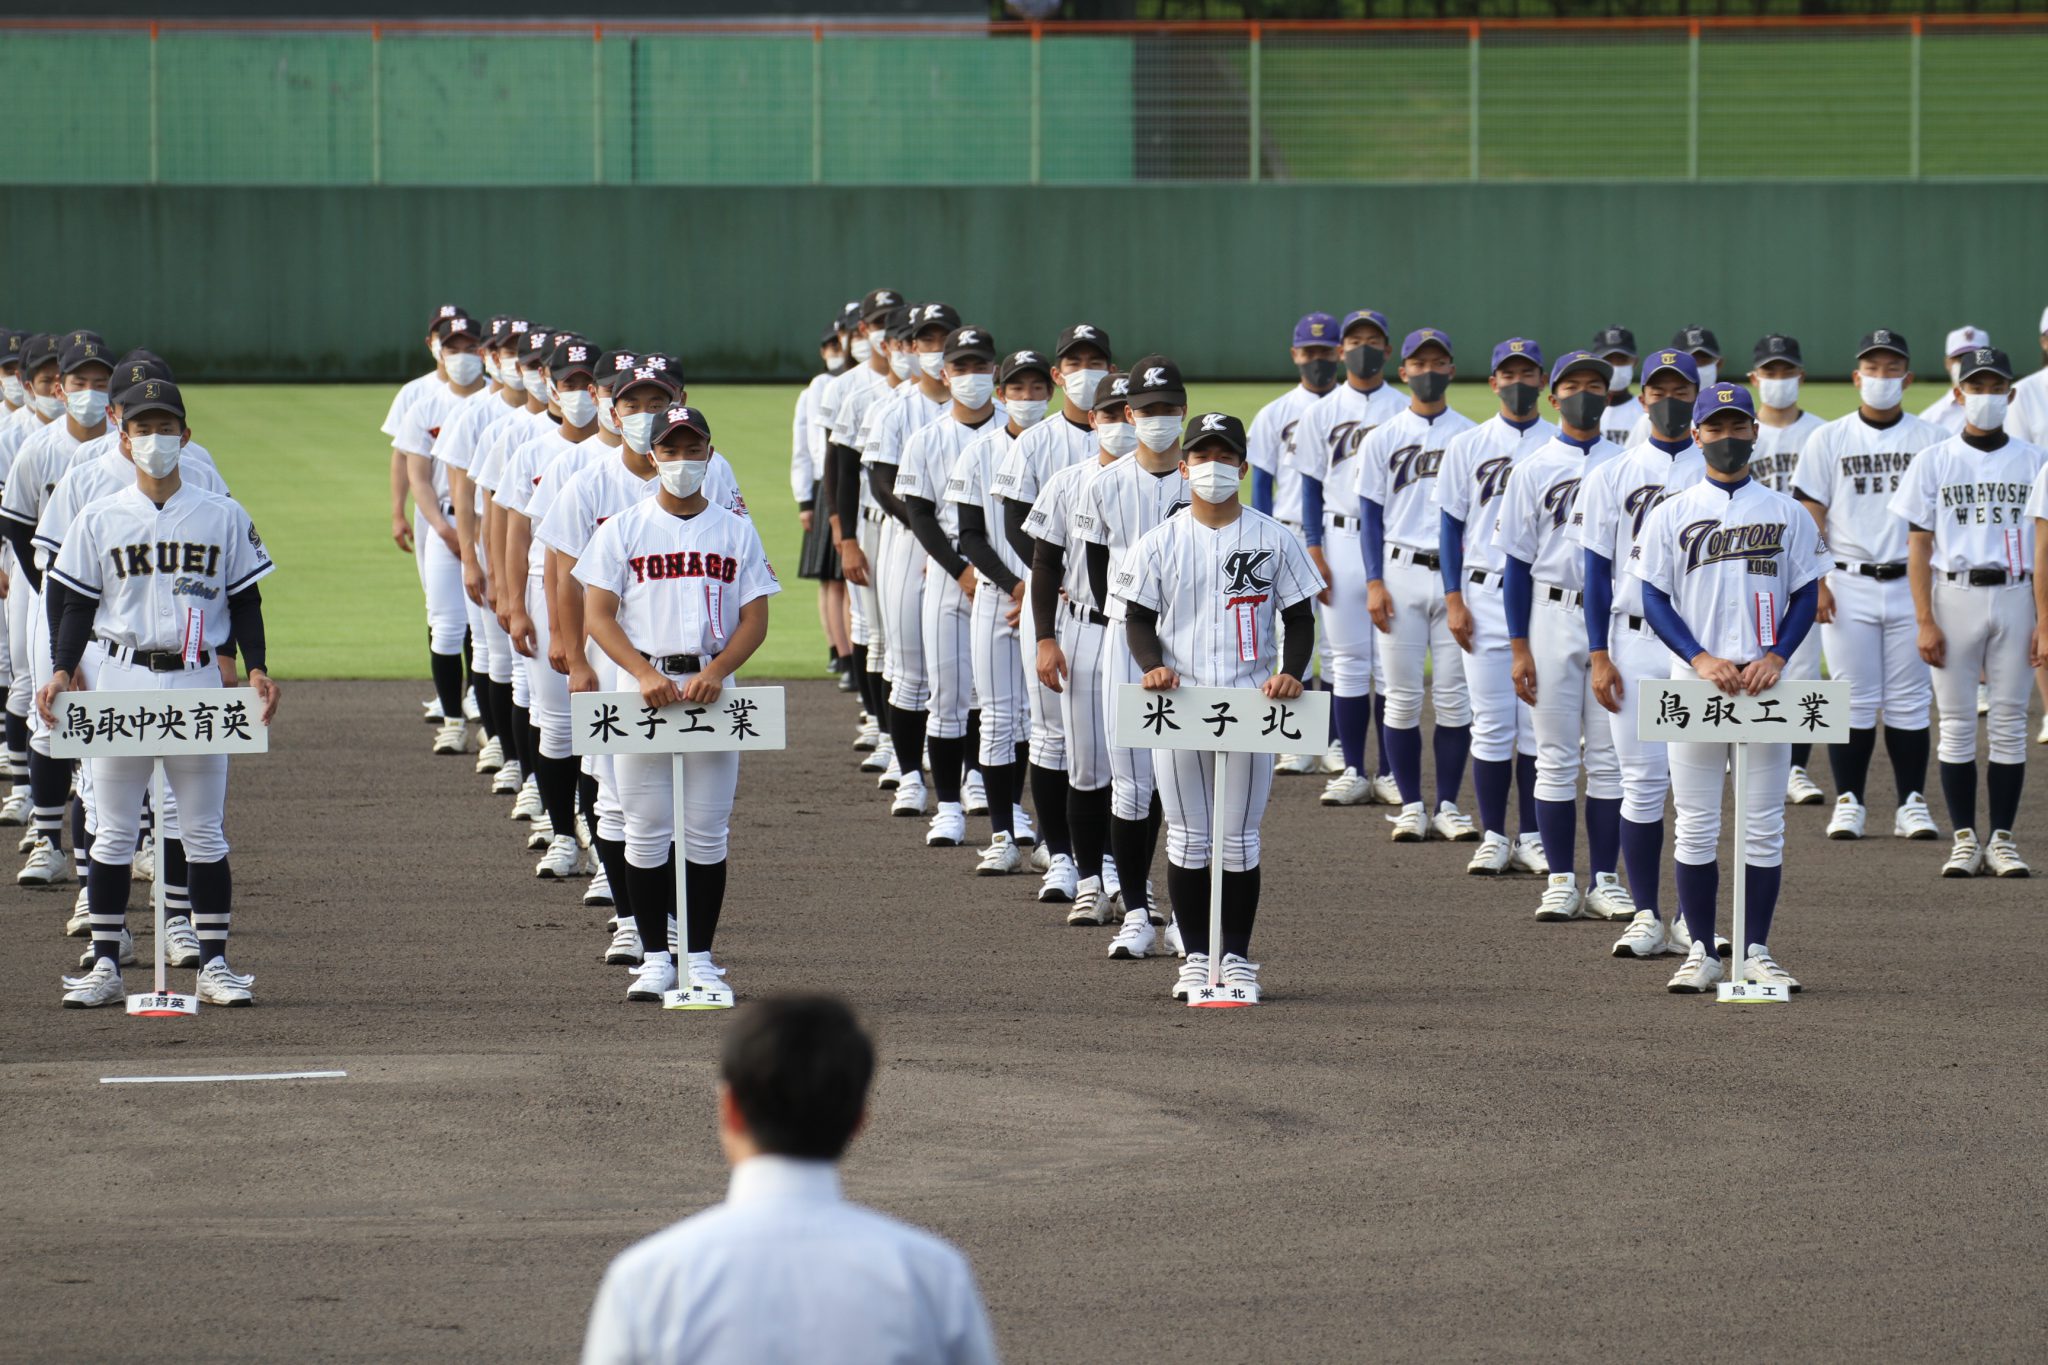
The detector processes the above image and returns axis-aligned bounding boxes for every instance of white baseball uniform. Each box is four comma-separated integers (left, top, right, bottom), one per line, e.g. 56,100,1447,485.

498,429,604,760
1026,454,1117,791
2012,367,2048,446
2,417,88,753
994,411,1096,771
949,424,1029,767
1917,390,1968,435
897,412,993,738
1285,382,1405,701
1248,382,1329,681
396,379,487,660
1749,411,1828,685
865,384,950,696
1601,394,1643,449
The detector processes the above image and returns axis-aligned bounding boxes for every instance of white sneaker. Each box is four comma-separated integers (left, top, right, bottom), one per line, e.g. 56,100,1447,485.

1320,767,1373,806
879,757,906,794
1533,873,1586,922
1741,943,1802,993
1370,773,1403,805
60,958,123,1008
890,774,927,817
535,834,582,879
1101,855,1122,903
584,866,614,906
196,959,255,1007
527,825,552,851
432,717,469,755
475,736,505,774
975,832,1022,874
604,920,644,966
163,915,202,968
18,836,67,885
1011,806,1036,847
1162,918,1185,956
18,825,36,853
926,802,966,847
1430,801,1479,842
627,954,677,1002
422,697,444,724
1942,828,1983,878
1389,802,1427,843
1172,954,1210,1001
861,737,894,775
1029,843,1052,872
1785,765,1824,806
1066,877,1108,925
1986,830,2030,878
854,716,880,752
1584,871,1638,922
2038,714,2048,745
1665,941,1724,993
1668,916,1732,959
1509,833,1550,876
463,690,481,723
77,927,137,969
1610,909,1671,959
1466,830,1511,875
490,760,524,797
686,951,731,995
65,888,91,936
1037,854,1078,903
1322,741,1347,774
1825,794,1866,840
962,771,989,816
1107,909,1157,960
1220,953,1262,1003
510,779,543,821
1893,792,1938,841
1275,752,1316,775
0,789,30,826
132,841,155,883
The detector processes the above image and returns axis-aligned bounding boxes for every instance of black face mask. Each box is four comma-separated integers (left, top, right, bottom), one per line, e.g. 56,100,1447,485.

1648,396,1693,440
1702,436,1755,474
1556,390,1606,432
1408,371,1450,404
1298,357,1343,392
1344,345,1385,381
1500,382,1540,418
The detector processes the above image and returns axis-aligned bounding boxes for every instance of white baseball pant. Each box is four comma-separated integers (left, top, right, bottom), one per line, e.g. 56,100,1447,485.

415,506,468,656
1378,550,1470,729
1020,580,1066,771
1931,579,2035,765
922,568,974,740
970,584,1027,765
523,574,572,760
1102,636,1157,820
1320,521,1376,698
1460,572,1536,763
77,656,230,866
7,561,33,723
849,509,886,656
1280,520,1331,682
882,527,929,710
1669,656,1789,867
1531,590,1621,801
1154,747,1273,870
1821,570,1931,729
1056,606,1111,790
1605,616,1678,823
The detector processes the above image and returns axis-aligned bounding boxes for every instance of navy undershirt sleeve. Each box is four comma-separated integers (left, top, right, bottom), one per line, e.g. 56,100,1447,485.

1642,583,1706,664
1775,577,1819,660
1439,511,1465,595
1300,475,1324,547
1504,555,1534,640
1361,495,1385,581
1251,467,1275,516
1584,550,1615,653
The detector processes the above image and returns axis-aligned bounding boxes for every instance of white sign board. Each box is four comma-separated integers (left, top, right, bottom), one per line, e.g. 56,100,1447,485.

1112,684,1330,756
1634,677,1850,745
49,689,270,759
571,687,786,756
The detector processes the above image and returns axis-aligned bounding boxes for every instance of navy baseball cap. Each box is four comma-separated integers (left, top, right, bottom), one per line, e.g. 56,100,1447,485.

1056,323,1112,360
1490,338,1544,373
1293,313,1340,349
1956,347,2014,383
110,355,171,394
20,333,59,373
0,329,19,368
1752,333,1803,367
651,402,712,445
1549,350,1614,388
119,377,185,424
1183,411,1248,456
1591,325,1637,358
1642,348,1701,386
1857,328,1910,360
1693,382,1755,424
1401,327,1452,359
1341,309,1390,341
942,326,997,364
998,349,1053,385
1671,325,1721,358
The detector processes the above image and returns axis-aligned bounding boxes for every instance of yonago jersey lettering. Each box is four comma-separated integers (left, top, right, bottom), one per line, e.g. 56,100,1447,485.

1633,479,1829,663
1113,507,1323,689
1246,384,1321,527
1283,381,1406,497
1436,413,1558,574
1025,457,1111,610
1079,457,1188,623
1354,407,1478,550
1571,441,1706,620
573,501,779,660
48,484,275,655
992,412,1094,506
36,445,229,563
1790,410,1944,565
948,425,1027,586
895,414,991,546
1493,435,1623,589
1601,395,1643,449
1749,411,1825,494
535,453,656,564
1894,434,2048,573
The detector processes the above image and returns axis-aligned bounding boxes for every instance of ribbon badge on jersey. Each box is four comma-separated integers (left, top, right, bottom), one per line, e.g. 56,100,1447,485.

705,582,726,647
181,608,204,668
1228,595,1268,664
1754,591,1776,651
2005,527,2024,579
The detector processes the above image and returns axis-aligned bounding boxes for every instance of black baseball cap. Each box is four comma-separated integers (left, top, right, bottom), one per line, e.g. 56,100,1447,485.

59,337,112,375
595,348,643,389
1093,372,1133,413
433,311,478,342
817,323,840,348
110,356,172,395
519,328,558,366
1123,354,1187,407
20,333,59,373
1056,323,1112,361
1857,328,1910,361
942,326,997,364
1183,412,1248,456
1752,333,1803,367
426,303,467,333
1670,325,1721,358
909,302,960,339
548,337,601,380
651,402,712,445
1956,346,2014,383
485,315,518,347
998,349,1052,385
119,377,185,424
1591,324,1637,358
0,330,20,369
883,306,916,344
859,289,903,323
612,358,681,402
834,301,861,336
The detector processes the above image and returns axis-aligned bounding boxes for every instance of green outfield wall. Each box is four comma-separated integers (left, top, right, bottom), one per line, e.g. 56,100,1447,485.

5,182,2044,381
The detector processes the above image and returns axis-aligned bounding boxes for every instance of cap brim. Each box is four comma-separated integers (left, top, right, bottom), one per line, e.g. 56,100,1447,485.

944,348,998,365
1693,401,1750,423
1956,363,2014,383
614,375,681,397
1126,387,1187,408
1857,344,1910,360
1186,435,1246,456
653,422,712,444
1551,357,1614,386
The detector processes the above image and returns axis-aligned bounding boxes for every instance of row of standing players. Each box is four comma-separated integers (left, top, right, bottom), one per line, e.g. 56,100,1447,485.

793,297,2048,1000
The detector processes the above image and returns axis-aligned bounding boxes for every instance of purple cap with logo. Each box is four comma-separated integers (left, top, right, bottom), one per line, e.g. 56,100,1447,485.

1642,348,1701,386
1692,382,1755,425
1548,349,1614,388
1293,312,1340,348
1401,327,1452,359
1340,308,1389,341
1489,337,1545,373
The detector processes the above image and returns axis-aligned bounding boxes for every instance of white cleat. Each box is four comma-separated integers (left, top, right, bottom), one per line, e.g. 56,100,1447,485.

1430,801,1479,843
0,789,29,826
584,866,614,906
475,735,505,774
1785,765,1824,806
1466,830,1512,875
1274,752,1316,775
1172,954,1210,1001
463,690,481,723
1320,767,1373,806
2038,714,2048,745
527,825,552,852
1893,792,1939,841
604,920,644,966
1533,873,1586,922
1220,953,1262,1003
1066,877,1108,925
926,802,967,847
1509,833,1550,876
853,716,880,752
1037,853,1078,903
18,836,67,885
535,834,583,879
163,915,202,969
18,825,37,854
196,959,255,1006
1611,909,1672,959
422,697,444,724
1668,915,1732,959
1011,808,1037,849
1584,871,1638,921
492,760,525,796
961,771,989,816
1665,941,1724,994
1370,773,1403,805
876,755,903,791
1321,741,1347,774
1389,802,1427,843
60,958,124,1008
510,779,543,821
77,928,137,969
860,737,894,775
975,832,1022,875
1943,828,1984,878
1741,943,1802,993
627,954,678,1002
1107,909,1157,960
1029,842,1053,873
1825,794,1866,840
132,842,155,883
65,888,91,936
1101,855,1122,905
432,718,470,755
1162,918,1185,957
890,774,927,817
685,952,732,997
1985,830,2030,878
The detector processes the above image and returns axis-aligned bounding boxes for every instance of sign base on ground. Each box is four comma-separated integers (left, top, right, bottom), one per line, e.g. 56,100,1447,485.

663,984,735,1011
1717,980,1791,1004
127,991,199,1017
1186,982,1258,1009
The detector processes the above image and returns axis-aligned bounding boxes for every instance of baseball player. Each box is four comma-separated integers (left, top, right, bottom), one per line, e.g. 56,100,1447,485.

1747,333,1830,806
1791,329,1943,841
47,379,280,1008
1621,327,1724,447
382,303,465,577
0,332,60,829
1918,327,1993,435
1632,381,1826,994
1573,348,1705,962
2013,306,2048,448
576,403,777,1003
1496,348,1631,921
1590,325,1643,449
1893,348,2045,877
1437,338,1554,876
1116,412,1322,1004
1285,309,1405,806
795,322,852,690
1356,327,1478,842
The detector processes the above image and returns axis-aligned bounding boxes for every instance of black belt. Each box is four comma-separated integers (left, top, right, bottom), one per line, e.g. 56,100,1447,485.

1390,544,1439,570
1540,583,1582,610
1064,600,1109,627
1466,568,1502,589
861,507,886,526
98,638,212,672
1944,567,2030,586
639,651,704,675
1624,614,1650,634
1327,514,1361,531
1835,560,1907,581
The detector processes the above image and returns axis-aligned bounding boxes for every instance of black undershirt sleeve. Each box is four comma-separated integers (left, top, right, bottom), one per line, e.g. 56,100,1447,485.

227,585,266,674
1125,603,1165,672
49,582,95,675
1030,538,1065,639
1280,597,1315,680
1085,541,1110,611
1001,496,1037,564
829,443,862,536
4,519,41,593
867,460,911,525
955,504,1020,594
903,495,968,579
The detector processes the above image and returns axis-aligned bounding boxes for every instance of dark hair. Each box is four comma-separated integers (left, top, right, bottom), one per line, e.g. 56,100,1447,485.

719,994,874,1160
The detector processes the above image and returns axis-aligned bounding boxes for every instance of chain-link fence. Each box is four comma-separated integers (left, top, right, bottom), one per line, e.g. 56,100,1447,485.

1,18,2042,185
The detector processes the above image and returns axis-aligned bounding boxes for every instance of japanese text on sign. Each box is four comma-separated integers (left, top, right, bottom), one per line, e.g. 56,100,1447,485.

1635,677,1850,744
570,687,788,756
1113,684,1331,756
48,689,270,758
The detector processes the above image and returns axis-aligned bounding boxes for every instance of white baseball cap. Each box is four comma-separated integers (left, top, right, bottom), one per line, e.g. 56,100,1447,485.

2039,305,2048,335
1946,325,1991,358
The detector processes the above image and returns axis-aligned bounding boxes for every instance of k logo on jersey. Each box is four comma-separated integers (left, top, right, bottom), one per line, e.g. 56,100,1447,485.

1221,549,1276,593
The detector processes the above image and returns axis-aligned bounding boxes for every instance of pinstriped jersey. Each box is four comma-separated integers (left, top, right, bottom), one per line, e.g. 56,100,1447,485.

0,417,85,534
1571,441,1706,620
1491,434,1622,589
1078,456,1189,623
1354,406,1477,551
897,413,994,545
1790,410,1945,565
1113,506,1323,689
50,484,275,655
1024,455,1114,610
860,385,950,517
1893,434,2048,573
948,424,1028,586
1633,478,1829,663
1435,413,1557,574
992,410,1095,505
1246,383,1322,527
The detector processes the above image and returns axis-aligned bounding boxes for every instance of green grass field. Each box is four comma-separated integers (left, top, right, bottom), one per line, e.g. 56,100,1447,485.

202,379,1870,680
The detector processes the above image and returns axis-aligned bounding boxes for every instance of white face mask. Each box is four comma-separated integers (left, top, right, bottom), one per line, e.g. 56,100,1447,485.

1,375,23,406
444,352,483,387
130,432,182,478
1962,391,2008,430
1948,361,1963,384
825,353,847,375
500,364,525,393
1608,363,1634,392
620,412,659,454
1858,373,1905,409
1186,460,1241,504
1757,376,1801,409
1006,397,1048,429
65,388,110,426
1098,421,1137,458
918,351,946,380
949,373,994,409
1694,361,1719,388
556,389,597,428
31,391,63,420
1134,414,1182,451
430,337,443,361
657,456,707,499
520,368,545,398
888,349,912,380
851,336,873,365
1064,368,1109,409
597,391,619,435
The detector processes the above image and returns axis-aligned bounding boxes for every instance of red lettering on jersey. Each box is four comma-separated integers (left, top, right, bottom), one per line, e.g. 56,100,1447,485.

628,555,645,582
706,553,725,582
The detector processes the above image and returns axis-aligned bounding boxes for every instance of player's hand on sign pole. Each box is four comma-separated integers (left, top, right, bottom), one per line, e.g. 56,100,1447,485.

1737,653,1784,696
1036,639,1068,693
1366,579,1394,631
249,669,282,723
1590,651,1625,713
1918,619,1947,669
1691,652,1743,696
1262,672,1303,701
1141,666,1181,692
1510,639,1538,705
